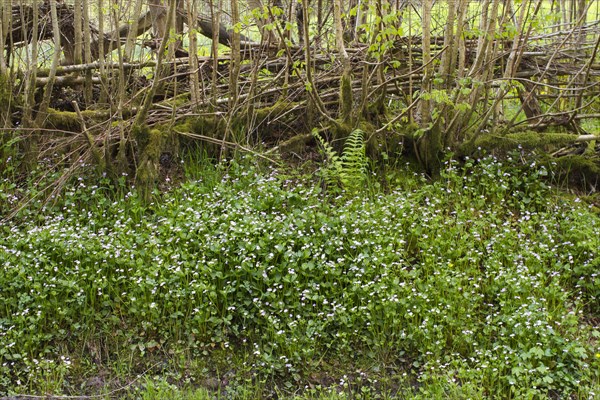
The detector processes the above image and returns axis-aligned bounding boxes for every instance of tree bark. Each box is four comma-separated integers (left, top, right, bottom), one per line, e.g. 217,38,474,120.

209,0,221,108
0,0,8,74
186,0,201,108
125,0,145,61
419,0,432,127
82,0,93,104
438,0,457,89
73,0,83,65
229,0,241,107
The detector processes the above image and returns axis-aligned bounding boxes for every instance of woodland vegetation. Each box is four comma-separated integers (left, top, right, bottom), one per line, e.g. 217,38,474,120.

0,0,599,189
0,0,599,398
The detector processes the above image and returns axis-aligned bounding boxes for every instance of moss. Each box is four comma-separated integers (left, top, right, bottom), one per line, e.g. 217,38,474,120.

555,154,598,168
549,154,600,176
146,123,180,161
250,101,298,126
455,127,600,190
233,102,290,142
45,109,82,131
340,71,353,121
159,93,190,109
584,140,596,156
0,73,11,126
45,108,121,131
136,128,163,202
173,116,224,158
0,73,10,101
356,120,374,135
190,116,224,136
460,131,581,155
327,119,380,155
331,121,353,146
276,133,313,155
145,129,164,160
132,124,151,149
581,193,600,214
392,122,420,139
0,73,11,98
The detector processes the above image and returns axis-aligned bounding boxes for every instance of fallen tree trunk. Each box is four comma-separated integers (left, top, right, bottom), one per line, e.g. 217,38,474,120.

4,2,255,67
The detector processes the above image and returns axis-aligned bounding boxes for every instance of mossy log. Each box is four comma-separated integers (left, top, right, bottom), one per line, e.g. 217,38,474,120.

459,131,599,156
5,3,254,67
43,108,133,131
173,101,304,144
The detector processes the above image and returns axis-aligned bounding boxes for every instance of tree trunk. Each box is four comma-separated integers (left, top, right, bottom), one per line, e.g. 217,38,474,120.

22,0,40,129
438,0,457,90
209,0,221,108
187,0,201,108
0,0,8,74
150,0,168,39
133,0,177,202
419,0,432,127
125,0,145,61
72,0,83,65
0,0,11,128
82,0,93,104
248,0,275,45
229,0,241,106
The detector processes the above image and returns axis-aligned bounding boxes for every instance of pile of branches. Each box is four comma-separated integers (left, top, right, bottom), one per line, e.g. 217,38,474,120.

0,0,599,194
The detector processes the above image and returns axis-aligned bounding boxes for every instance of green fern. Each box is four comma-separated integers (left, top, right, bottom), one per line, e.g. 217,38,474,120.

340,128,367,190
312,129,343,190
313,128,367,193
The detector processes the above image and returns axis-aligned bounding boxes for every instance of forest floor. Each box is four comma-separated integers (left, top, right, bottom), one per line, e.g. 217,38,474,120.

0,152,599,399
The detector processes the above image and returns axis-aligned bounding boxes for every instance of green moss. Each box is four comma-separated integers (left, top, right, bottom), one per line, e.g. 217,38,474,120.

276,133,313,155
0,73,11,106
45,109,82,131
549,154,600,176
159,93,190,109
173,121,191,134
584,140,597,156
145,123,180,161
0,73,12,127
555,154,599,169
251,101,297,125
581,193,600,214
135,127,163,202
461,131,581,155
44,108,119,131
144,129,163,160
132,124,151,149
194,117,222,137
340,71,353,121
328,119,379,155
175,116,224,138
171,117,224,158
356,120,374,135
393,122,420,139
330,121,353,146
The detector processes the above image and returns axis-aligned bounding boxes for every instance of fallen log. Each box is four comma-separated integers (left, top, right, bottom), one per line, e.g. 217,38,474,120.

4,2,256,67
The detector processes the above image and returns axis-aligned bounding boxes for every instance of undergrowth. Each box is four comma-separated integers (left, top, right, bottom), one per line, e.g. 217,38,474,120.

0,154,599,399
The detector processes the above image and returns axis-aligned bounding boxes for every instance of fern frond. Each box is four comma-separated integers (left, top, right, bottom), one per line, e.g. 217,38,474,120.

313,129,344,190
313,128,368,194
341,129,367,190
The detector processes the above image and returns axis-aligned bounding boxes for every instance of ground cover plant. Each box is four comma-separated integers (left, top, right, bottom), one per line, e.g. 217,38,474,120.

0,155,599,399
